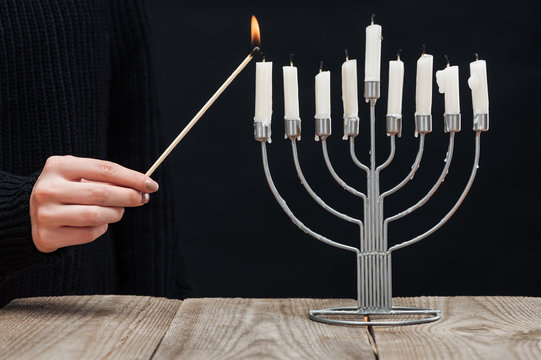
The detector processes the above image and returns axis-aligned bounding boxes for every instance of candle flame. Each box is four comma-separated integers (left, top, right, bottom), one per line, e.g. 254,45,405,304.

251,15,261,47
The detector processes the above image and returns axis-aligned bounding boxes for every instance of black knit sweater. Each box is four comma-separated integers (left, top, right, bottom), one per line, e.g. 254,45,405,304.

0,0,192,307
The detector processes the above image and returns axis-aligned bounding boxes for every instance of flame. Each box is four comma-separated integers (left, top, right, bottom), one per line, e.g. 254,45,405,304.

251,15,261,47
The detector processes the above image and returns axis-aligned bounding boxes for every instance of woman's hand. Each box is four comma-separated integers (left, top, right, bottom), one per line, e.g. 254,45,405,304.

29,155,159,253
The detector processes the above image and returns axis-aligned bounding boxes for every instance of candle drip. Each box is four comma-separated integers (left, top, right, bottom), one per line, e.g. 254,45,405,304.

289,53,294,66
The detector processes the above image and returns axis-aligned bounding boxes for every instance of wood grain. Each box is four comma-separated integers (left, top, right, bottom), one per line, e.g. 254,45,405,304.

153,298,376,360
0,295,180,360
373,296,541,360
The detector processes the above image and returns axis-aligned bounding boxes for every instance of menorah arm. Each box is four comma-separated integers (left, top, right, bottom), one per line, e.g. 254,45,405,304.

381,133,426,199
388,132,481,253
385,133,455,229
376,135,396,172
261,142,360,255
349,137,370,172
291,140,363,227
321,140,367,200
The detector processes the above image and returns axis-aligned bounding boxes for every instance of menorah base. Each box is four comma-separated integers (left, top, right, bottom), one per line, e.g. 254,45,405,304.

309,306,441,326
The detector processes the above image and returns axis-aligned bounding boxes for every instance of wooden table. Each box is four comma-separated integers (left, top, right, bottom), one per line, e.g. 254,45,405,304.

0,296,539,359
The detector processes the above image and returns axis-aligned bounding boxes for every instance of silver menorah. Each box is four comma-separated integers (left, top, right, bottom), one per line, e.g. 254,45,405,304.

254,79,489,326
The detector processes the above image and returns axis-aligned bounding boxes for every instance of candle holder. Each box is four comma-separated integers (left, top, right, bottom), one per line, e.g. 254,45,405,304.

253,80,489,326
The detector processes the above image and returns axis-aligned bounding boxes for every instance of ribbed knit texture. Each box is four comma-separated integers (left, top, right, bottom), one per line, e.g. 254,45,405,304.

0,0,192,307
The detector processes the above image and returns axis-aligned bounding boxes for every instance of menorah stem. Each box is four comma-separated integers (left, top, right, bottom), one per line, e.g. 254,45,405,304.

260,141,360,254
290,139,363,228
375,134,395,308
388,131,481,253
384,133,455,246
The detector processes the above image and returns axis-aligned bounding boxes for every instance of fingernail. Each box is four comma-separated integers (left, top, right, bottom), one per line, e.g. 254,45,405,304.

145,179,159,192
143,193,150,204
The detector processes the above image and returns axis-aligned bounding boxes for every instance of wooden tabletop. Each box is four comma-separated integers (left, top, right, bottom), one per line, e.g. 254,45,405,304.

0,296,539,359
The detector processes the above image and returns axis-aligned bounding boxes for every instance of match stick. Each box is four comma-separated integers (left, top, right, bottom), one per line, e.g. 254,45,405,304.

146,46,261,177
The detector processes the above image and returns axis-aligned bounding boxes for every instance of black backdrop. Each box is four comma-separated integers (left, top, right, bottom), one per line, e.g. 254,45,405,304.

145,0,540,298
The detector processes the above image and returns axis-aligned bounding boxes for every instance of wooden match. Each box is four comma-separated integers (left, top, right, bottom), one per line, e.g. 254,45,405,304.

145,46,260,177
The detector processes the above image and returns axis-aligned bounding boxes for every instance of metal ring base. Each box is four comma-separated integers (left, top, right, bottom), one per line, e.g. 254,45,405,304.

309,306,441,326
285,119,301,139
364,81,380,101
473,113,489,131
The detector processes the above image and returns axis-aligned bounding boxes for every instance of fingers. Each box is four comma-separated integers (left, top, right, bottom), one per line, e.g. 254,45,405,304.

57,181,147,207
40,205,124,227
53,225,109,248
47,156,159,193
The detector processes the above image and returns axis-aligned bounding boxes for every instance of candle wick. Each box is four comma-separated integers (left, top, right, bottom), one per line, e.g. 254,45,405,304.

421,44,426,56
289,53,294,66
319,60,324,73
370,13,375,25
397,49,402,60
345,48,349,61
475,52,479,61
444,54,450,67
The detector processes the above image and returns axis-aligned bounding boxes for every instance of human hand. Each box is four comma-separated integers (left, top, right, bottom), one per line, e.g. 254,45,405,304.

30,156,159,253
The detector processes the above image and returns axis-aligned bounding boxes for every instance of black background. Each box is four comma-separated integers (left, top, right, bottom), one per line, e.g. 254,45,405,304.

145,0,540,298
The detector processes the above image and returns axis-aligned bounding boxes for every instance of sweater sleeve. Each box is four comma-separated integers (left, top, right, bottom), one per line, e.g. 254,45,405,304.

107,0,193,299
0,170,58,280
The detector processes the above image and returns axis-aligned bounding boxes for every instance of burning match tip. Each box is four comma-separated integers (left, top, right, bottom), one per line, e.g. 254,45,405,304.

251,46,261,56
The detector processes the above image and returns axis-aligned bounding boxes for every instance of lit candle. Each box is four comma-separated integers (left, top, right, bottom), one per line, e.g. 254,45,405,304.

387,51,404,117
315,63,331,119
254,60,273,126
283,55,300,120
364,15,382,82
415,51,433,115
436,57,460,114
468,55,489,115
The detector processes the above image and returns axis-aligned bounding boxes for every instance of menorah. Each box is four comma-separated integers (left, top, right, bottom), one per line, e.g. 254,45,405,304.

253,80,489,326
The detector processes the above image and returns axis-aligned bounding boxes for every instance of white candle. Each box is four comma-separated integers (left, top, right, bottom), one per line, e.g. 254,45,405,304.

315,71,331,119
364,23,382,82
436,64,460,114
468,59,489,114
283,65,300,120
387,56,404,117
342,59,358,118
415,54,433,115
254,61,273,126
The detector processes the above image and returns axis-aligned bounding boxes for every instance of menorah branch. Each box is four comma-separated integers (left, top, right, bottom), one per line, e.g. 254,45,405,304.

384,132,455,241
388,131,481,253
381,134,425,199
290,139,363,228
349,137,370,172
377,135,396,172
260,141,360,255
321,140,367,200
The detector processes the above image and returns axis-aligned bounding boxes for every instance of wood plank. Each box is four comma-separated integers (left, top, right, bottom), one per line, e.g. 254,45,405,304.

372,296,541,360
153,298,376,360
0,295,181,360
